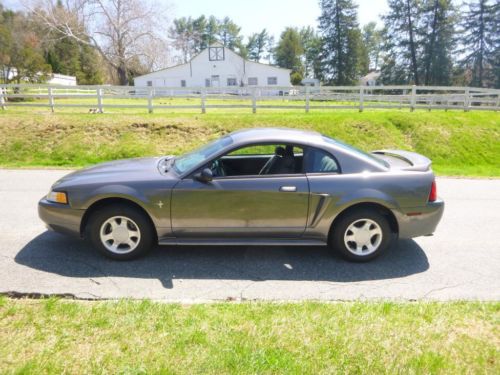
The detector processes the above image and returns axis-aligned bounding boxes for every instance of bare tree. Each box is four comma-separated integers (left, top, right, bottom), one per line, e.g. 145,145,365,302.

26,0,171,84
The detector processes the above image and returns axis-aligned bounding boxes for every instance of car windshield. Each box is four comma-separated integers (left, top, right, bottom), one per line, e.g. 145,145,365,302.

322,135,389,168
173,135,233,174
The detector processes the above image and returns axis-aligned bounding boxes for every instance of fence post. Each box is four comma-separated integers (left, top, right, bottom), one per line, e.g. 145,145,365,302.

359,86,364,112
96,87,103,113
305,86,310,113
201,88,206,114
147,87,154,113
48,87,55,112
0,86,5,110
464,87,470,112
252,88,257,114
410,85,416,112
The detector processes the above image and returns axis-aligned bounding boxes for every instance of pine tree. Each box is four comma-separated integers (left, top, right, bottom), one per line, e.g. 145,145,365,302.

217,17,244,52
247,29,271,62
318,0,364,85
420,0,456,85
300,26,323,79
170,16,246,61
459,0,499,87
380,0,423,85
274,27,304,84
362,22,383,71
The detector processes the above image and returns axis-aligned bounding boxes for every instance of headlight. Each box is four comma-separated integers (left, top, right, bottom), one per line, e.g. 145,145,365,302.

47,190,68,204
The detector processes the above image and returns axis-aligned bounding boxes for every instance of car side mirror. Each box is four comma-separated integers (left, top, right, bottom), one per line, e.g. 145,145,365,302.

194,168,213,183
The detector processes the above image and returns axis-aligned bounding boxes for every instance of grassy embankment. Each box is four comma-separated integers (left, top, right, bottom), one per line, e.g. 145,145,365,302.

0,298,498,374
0,109,499,176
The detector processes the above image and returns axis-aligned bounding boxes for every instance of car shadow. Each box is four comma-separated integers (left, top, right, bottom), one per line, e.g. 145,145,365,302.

15,231,429,289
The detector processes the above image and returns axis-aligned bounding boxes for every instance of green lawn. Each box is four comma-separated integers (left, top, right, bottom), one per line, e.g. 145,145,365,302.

0,298,498,374
0,109,499,176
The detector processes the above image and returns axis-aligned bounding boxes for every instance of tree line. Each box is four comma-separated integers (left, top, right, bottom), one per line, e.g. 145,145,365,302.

0,0,498,88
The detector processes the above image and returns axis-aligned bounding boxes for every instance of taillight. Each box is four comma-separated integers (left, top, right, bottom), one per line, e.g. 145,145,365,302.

429,180,437,202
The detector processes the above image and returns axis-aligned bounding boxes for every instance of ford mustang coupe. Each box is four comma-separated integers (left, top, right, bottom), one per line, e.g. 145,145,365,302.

39,128,444,262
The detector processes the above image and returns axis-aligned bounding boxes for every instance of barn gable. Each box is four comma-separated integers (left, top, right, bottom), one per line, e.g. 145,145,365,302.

134,43,292,88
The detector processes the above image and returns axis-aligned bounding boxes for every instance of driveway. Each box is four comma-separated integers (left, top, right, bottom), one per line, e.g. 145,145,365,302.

1,169,499,301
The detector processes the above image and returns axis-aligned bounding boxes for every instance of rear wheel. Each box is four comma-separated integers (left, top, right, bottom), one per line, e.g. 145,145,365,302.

330,208,392,262
87,204,154,260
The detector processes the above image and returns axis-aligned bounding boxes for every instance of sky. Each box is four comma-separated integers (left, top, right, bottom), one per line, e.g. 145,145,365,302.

3,0,390,38
172,0,390,38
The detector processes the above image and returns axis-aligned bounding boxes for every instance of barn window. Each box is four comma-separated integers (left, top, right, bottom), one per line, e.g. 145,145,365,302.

180,80,186,87
209,47,224,61
227,78,237,86
267,77,277,85
147,81,152,87
248,77,258,86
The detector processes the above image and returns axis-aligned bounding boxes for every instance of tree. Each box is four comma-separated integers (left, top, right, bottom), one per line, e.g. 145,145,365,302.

420,0,456,85
203,16,220,50
274,27,304,84
380,0,423,84
169,17,199,63
318,0,365,85
0,5,51,83
362,22,383,70
247,29,271,62
169,15,246,62
30,0,170,85
217,16,245,54
458,0,499,87
41,9,104,85
300,26,323,79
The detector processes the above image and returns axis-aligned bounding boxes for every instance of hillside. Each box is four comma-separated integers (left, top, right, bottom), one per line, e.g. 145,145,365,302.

0,110,499,176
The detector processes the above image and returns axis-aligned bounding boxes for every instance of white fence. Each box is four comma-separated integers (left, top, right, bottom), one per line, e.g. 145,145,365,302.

0,84,499,113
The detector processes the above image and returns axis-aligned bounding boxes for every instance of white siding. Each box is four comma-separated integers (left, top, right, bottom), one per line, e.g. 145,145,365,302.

48,74,77,86
134,44,292,89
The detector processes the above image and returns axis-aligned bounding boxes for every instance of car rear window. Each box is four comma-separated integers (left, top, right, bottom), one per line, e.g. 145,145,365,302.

322,136,389,168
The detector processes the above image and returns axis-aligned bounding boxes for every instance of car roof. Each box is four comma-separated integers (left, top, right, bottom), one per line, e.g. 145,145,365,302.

229,127,323,146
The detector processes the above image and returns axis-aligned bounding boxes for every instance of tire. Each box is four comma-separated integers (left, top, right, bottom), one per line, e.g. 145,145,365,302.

330,208,392,262
87,204,154,260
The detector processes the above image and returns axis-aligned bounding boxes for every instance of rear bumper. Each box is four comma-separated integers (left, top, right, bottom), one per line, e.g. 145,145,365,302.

392,198,445,239
38,198,85,237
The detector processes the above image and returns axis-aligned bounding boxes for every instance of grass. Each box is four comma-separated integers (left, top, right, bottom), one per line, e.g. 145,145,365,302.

0,298,498,374
0,109,499,176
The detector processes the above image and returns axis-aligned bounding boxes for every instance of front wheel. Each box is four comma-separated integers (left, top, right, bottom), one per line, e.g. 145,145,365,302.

87,204,154,260
330,208,393,262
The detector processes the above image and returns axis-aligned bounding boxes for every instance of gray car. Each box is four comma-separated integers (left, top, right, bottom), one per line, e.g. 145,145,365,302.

39,128,444,261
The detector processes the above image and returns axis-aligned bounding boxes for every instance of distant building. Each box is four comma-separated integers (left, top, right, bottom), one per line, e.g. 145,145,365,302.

301,78,321,92
48,73,77,86
1,68,76,85
134,43,292,91
359,71,381,86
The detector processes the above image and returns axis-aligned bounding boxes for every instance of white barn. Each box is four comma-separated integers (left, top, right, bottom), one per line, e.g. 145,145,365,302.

134,43,292,90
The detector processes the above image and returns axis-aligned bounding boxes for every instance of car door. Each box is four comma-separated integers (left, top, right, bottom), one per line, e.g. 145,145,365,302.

171,174,310,238
171,140,309,238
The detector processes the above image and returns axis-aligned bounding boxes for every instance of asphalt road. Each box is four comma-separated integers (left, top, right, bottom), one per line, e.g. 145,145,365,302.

1,169,499,301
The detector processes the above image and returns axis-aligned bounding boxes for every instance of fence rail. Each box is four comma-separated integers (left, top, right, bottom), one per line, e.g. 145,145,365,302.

0,84,499,113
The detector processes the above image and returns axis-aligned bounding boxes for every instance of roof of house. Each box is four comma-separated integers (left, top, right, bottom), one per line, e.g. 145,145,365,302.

360,71,381,81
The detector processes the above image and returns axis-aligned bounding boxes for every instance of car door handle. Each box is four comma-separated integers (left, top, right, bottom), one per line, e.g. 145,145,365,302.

279,186,297,192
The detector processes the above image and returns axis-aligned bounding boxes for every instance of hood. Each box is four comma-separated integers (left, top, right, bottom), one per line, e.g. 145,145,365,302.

371,150,432,172
53,157,169,188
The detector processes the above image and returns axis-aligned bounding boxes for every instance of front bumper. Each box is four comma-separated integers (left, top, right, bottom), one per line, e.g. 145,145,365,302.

392,198,445,239
38,198,85,237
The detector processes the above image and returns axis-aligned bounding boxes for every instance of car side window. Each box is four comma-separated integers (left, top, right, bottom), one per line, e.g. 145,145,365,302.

211,143,304,177
304,147,339,174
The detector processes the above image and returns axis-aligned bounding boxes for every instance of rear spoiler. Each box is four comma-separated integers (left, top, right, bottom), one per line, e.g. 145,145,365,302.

371,149,432,172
